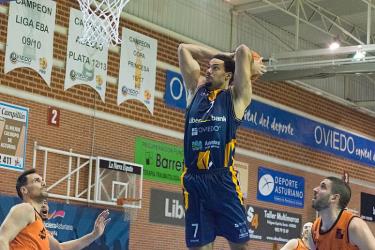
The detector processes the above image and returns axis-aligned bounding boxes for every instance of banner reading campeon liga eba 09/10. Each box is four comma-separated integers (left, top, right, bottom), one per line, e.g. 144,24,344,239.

117,28,158,114
4,0,56,86
64,8,109,102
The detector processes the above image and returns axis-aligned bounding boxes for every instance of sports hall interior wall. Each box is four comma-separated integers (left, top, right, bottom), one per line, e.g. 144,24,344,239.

0,1,374,249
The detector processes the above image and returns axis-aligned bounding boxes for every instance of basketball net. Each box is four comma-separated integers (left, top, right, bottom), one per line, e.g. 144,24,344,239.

117,197,140,222
77,0,131,46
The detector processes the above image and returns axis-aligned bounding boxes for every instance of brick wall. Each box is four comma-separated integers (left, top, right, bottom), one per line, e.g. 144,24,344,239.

0,1,374,249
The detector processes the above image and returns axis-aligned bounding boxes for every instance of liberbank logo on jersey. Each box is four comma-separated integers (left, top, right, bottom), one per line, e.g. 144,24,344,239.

189,115,227,124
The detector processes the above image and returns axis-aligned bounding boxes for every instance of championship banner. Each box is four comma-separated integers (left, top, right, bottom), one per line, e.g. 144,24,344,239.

0,102,28,171
0,195,130,249
135,137,183,185
64,8,108,102
4,0,56,86
117,28,158,114
246,205,302,244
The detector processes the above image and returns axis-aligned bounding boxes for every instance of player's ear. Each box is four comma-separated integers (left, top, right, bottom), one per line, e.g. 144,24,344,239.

225,72,232,82
21,186,28,196
331,193,340,202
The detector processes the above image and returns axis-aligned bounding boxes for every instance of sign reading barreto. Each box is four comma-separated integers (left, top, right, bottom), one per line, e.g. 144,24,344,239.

64,8,109,102
0,102,28,171
246,205,301,244
134,137,183,185
117,28,158,114
4,0,56,86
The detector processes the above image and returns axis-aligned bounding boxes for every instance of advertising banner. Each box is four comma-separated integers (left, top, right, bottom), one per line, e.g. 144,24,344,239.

149,189,185,226
164,70,187,109
360,192,375,222
246,205,302,244
0,195,129,250
0,102,28,171
135,137,183,185
162,71,375,167
257,167,305,208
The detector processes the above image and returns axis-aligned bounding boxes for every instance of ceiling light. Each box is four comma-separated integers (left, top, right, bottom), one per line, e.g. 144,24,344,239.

352,46,366,61
329,41,340,50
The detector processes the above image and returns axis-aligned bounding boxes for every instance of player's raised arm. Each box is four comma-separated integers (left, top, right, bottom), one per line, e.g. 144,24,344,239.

231,44,266,119
178,44,219,106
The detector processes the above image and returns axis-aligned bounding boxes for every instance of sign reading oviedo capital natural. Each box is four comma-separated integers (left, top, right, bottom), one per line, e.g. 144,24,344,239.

257,167,305,208
242,100,375,167
0,102,28,171
5,0,56,85
149,189,185,226
135,137,183,184
163,71,375,167
246,205,301,244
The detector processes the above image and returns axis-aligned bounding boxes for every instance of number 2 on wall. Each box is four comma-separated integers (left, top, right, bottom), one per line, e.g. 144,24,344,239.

48,107,60,127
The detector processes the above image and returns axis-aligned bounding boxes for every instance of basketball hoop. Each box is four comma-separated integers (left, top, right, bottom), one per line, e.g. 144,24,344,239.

77,0,131,46
116,197,140,222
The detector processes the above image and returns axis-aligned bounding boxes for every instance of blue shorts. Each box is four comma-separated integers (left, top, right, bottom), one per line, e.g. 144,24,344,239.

181,167,250,248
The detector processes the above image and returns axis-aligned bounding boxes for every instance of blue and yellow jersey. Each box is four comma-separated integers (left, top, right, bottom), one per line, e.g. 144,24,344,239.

184,85,241,171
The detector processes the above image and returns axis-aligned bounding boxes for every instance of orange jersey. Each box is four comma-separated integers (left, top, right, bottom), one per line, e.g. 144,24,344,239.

10,211,50,250
312,209,359,250
296,239,309,250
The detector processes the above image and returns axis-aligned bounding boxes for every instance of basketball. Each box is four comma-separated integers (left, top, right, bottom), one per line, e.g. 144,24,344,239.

251,51,263,81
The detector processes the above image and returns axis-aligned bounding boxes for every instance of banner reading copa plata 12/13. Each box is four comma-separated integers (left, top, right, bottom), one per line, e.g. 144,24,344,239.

64,8,109,102
117,28,158,114
4,0,56,86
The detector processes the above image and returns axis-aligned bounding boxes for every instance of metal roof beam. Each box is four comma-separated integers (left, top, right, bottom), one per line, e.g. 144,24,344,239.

271,44,375,59
234,0,368,45
262,61,375,81
354,100,375,108
304,0,364,44
233,0,293,13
